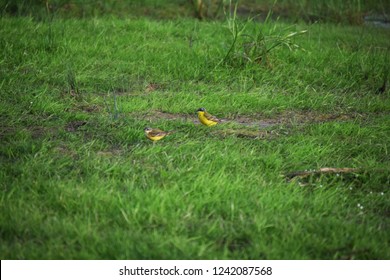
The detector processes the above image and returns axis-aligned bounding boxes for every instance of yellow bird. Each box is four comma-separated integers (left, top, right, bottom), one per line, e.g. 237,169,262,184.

144,127,173,141
196,108,220,126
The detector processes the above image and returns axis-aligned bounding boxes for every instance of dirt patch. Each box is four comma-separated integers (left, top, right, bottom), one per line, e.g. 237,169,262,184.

66,103,103,113
145,83,166,93
96,149,123,157
127,110,362,139
29,126,48,138
135,110,359,128
77,104,101,113
66,120,87,132
53,144,78,158
232,115,279,128
0,126,17,140
131,110,199,124
0,126,58,140
211,128,278,140
234,111,359,127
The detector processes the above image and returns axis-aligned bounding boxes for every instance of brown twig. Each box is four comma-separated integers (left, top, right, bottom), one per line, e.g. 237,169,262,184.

285,167,361,180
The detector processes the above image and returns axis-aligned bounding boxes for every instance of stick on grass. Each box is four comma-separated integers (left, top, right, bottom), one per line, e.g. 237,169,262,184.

285,167,361,180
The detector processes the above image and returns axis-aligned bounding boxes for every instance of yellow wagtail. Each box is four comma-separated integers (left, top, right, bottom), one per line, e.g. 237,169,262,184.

144,127,174,141
196,108,220,126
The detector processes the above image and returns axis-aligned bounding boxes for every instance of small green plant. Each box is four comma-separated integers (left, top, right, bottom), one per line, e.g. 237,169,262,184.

104,92,122,121
219,0,307,67
66,65,81,100
377,50,389,94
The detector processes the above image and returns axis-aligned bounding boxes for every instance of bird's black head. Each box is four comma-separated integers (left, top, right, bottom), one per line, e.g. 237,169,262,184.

144,127,152,132
196,108,206,112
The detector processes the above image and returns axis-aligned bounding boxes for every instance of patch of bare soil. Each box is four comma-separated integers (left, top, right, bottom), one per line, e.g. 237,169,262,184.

28,126,48,138
136,110,359,127
1,126,58,140
130,110,199,124
128,110,361,139
211,128,278,140
145,83,165,93
233,111,360,128
53,144,78,158
65,103,103,113
96,148,123,157
65,120,87,132
0,126,17,140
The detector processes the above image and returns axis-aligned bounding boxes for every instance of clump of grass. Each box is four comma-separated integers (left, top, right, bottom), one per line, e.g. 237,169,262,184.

376,50,389,94
104,93,123,121
66,65,81,100
218,0,307,67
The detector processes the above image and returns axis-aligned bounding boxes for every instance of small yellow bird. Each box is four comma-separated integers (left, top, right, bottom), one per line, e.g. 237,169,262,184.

196,108,220,127
144,127,173,141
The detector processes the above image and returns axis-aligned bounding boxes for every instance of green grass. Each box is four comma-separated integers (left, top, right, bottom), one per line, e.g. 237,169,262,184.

0,7,389,259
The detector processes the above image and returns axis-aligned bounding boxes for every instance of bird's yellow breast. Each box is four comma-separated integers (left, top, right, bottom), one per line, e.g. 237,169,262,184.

146,134,166,141
197,111,218,126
